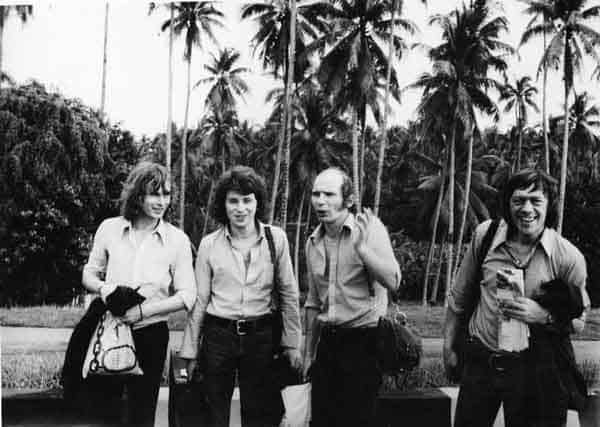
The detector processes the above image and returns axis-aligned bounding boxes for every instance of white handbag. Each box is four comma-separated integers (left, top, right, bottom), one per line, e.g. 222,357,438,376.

82,311,143,378
280,383,311,427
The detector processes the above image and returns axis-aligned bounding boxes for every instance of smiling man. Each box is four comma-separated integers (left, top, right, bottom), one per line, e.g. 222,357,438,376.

180,165,301,427
444,169,590,427
303,167,401,427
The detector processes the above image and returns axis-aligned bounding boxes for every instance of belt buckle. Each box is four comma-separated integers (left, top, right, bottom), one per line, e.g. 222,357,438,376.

489,353,506,372
236,319,248,336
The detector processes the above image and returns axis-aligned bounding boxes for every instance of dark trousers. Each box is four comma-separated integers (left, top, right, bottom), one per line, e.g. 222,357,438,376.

127,321,169,427
310,326,381,427
454,337,535,427
202,316,282,427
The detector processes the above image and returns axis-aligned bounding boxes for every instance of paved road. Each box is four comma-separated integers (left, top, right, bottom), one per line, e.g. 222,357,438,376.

3,327,599,362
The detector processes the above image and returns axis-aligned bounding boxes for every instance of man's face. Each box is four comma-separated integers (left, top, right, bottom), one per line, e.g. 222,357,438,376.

225,190,257,229
509,184,548,241
141,185,170,221
311,171,349,227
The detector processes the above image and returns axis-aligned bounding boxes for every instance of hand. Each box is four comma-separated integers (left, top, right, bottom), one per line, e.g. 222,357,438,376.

353,208,373,252
499,296,548,324
443,344,458,381
186,359,197,383
302,353,313,382
99,282,117,303
283,348,303,372
119,304,143,325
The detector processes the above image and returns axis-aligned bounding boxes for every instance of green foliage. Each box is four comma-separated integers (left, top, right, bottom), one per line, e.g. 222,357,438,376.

0,83,138,306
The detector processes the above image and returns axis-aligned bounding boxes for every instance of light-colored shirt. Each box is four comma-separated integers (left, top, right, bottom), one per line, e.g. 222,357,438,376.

179,223,302,358
304,213,401,328
83,216,196,329
449,219,590,351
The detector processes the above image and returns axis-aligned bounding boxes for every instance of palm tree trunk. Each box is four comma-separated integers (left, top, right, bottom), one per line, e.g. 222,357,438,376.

202,178,214,238
0,15,4,88
542,27,549,174
374,0,397,216
423,161,446,307
294,188,306,282
454,131,473,282
430,236,446,305
359,115,367,201
100,2,109,116
352,108,361,212
166,3,174,180
269,99,286,224
280,0,297,229
180,57,192,229
221,144,226,175
557,79,569,235
515,108,521,170
444,123,456,306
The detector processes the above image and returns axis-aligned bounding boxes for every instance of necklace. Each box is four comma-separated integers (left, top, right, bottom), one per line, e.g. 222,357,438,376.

502,241,538,270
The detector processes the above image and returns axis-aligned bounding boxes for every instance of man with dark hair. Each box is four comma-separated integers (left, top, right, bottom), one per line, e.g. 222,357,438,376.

444,168,590,427
82,161,196,427
180,165,302,427
303,167,401,427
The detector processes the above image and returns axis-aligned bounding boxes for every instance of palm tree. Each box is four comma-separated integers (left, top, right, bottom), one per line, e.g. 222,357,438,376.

568,92,600,181
160,1,224,229
241,0,332,224
0,5,33,88
149,2,176,179
523,0,600,234
314,0,415,211
195,47,250,116
374,0,420,215
520,0,557,174
412,0,509,301
100,3,109,116
499,75,539,170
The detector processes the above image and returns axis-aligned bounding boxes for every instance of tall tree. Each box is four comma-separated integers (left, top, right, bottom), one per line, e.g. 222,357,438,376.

241,0,332,223
0,5,33,87
374,0,419,215
100,3,109,116
520,0,556,174
149,3,176,179
525,0,600,233
499,75,539,170
315,0,415,210
160,1,224,229
568,92,600,181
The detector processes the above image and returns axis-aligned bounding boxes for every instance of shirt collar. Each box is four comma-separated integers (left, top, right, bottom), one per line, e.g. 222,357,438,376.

490,218,553,256
121,217,167,245
309,213,355,245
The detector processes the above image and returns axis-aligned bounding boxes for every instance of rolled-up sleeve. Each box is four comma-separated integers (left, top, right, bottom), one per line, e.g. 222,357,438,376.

83,219,109,279
275,227,302,350
366,217,401,291
172,234,196,311
179,238,212,359
304,240,321,310
561,244,589,311
447,225,481,314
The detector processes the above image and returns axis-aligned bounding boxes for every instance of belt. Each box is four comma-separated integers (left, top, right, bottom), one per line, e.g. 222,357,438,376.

205,313,273,336
466,336,528,373
321,324,376,338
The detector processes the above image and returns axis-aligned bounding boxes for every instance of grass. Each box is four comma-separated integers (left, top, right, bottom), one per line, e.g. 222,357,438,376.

3,302,599,340
2,351,63,389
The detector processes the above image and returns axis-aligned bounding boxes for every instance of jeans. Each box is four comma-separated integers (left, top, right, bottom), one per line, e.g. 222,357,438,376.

202,316,282,427
310,326,381,427
454,337,534,427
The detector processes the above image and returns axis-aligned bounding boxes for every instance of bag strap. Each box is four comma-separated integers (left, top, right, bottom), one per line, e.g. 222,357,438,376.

463,219,500,322
264,226,280,309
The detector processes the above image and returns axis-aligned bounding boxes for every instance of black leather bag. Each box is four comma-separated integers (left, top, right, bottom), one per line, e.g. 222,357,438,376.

376,307,422,374
167,350,208,427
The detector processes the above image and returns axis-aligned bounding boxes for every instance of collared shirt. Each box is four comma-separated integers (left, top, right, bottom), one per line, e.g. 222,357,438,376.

449,219,590,351
179,222,302,358
304,213,401,328
83,216,196,329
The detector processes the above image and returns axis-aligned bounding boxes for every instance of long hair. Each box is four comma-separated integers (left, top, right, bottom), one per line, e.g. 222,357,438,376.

120,162,170,222
500,168,558,231
212,165,268,225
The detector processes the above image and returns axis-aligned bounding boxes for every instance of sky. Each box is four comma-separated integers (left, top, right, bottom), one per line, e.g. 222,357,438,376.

4,0,600,138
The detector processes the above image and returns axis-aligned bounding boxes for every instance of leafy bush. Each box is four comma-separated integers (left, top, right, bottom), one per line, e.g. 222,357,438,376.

0,83,138,306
